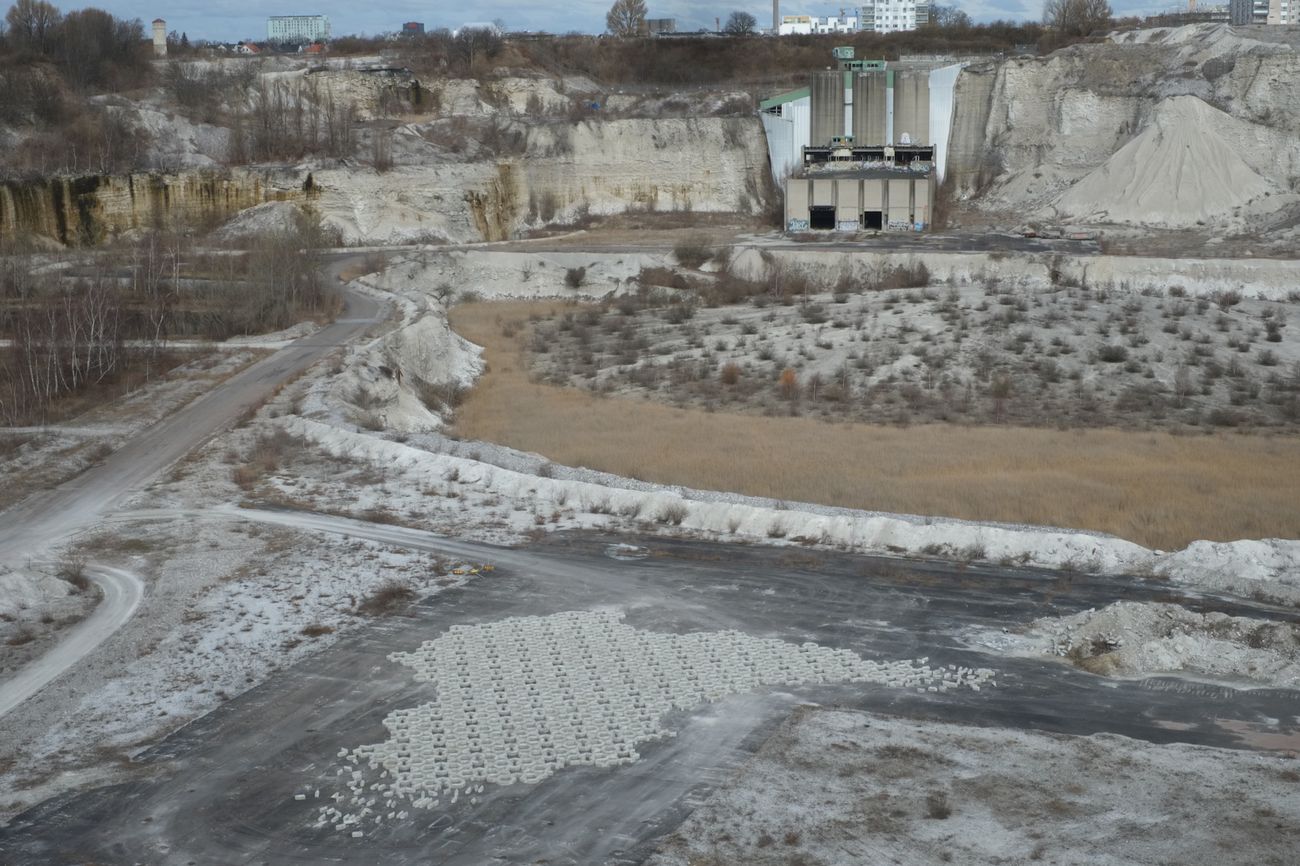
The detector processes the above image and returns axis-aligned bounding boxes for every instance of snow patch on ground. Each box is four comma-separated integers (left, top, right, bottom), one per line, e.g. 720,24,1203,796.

648,708,1300,866
279,414,1152,573
975,600,1300,689
1159,539,1300,604
373,248,669,300
317,609,994,835
0,518,470,821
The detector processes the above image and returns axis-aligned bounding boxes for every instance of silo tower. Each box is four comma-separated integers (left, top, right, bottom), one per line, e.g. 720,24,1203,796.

152,19,167,57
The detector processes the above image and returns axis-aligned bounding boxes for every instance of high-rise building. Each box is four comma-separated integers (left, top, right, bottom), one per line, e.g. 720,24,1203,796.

401,21,425,36
778,13,858,34
1230,0,1295,21
267,15,331,44
859,0,930,33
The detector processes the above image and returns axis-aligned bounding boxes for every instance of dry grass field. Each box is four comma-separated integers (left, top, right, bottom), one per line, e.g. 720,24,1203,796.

450,301,1300,550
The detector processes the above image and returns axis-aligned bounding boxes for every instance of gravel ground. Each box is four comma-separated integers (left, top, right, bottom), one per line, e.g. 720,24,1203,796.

648,707,1300,866
528,280,1300,431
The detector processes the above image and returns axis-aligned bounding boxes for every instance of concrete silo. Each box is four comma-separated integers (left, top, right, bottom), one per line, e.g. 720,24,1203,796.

809,71,845,147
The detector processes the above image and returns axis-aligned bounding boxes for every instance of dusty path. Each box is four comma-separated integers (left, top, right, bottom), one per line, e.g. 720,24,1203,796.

0,255,387,718
0,565,142,718
0,258,382,564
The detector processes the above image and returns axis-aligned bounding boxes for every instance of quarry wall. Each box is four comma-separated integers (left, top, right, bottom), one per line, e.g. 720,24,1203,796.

942,26,1300,228
0,117,773,247
0,170,311,246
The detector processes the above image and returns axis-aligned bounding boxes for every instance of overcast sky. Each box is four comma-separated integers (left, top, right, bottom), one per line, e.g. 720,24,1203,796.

83,0,1167,43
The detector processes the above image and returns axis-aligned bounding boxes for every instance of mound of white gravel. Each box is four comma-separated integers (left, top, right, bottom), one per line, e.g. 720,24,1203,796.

1053,96,1278,228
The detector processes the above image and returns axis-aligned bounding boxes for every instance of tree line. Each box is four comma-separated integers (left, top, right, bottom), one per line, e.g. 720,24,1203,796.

0,1,154,177
0,211,340,425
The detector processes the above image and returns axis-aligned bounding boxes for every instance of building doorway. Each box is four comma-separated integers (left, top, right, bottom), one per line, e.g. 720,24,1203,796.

809,206,836,230
861,210,883,230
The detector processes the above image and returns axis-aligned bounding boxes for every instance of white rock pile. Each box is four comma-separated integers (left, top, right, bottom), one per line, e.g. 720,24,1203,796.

314,610,995,834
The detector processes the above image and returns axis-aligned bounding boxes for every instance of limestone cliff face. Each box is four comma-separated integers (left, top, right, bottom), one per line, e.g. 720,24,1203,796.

0,170,312,245
309,116,775,245
945,24,1300,227
1,116,773,247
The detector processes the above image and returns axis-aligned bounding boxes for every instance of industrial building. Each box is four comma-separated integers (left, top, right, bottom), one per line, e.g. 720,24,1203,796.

645,18,677,34
401,21,425,36
859,0,930,33
785,169,931,231
763,48,964,233
267,15,331,45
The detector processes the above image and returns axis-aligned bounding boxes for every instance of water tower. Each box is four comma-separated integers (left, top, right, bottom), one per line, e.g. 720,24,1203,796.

152,19,167,57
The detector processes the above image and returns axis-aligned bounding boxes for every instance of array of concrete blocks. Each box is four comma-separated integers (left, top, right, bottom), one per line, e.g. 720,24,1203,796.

315,610,995,833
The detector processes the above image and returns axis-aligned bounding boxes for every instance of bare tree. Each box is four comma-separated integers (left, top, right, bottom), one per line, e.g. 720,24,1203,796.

605,0,647,36
724,10,757,34
1043,0,1112,38
5,0,61,55
453,26,503,72
928,4,973,28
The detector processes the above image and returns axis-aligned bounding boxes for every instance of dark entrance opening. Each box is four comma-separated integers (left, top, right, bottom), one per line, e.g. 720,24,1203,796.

809,206,835,230
861,210,883,230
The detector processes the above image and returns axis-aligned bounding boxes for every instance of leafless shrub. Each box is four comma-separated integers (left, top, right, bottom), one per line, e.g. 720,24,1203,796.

565,267,587,290
925,791,953,819
357,580,416,616
656,503,688,525
674,238,714,269
6,628,36,646
57,557,92,593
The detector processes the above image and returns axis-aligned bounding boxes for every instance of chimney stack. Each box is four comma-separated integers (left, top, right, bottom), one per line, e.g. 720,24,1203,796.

773,0,780,31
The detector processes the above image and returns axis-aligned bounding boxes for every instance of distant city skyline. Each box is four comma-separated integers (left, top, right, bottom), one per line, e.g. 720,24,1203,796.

86,0,1171,43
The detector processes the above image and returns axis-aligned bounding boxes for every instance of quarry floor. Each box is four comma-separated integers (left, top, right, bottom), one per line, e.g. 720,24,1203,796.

2,530,1298,866
3,237,1299,865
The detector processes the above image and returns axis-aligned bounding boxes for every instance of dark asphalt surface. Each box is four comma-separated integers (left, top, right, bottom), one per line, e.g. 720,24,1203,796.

3,530,1298,866
515,231,1101,256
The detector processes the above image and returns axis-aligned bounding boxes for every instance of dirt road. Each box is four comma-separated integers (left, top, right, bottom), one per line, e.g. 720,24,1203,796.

0,256,385,718
0,564,142,718
0,258,382,566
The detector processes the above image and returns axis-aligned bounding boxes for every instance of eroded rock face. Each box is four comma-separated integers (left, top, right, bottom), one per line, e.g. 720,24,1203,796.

1,115,773,247
946,24,1300,230
0,169,311,246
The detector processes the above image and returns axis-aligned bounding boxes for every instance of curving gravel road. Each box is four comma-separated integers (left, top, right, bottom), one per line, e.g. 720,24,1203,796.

0,564,142,718
0,255,386,718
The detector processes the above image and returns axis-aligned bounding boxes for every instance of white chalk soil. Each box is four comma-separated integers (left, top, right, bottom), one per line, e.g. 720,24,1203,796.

0,515,471,822
647,708,1300,866
0,347,268,648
